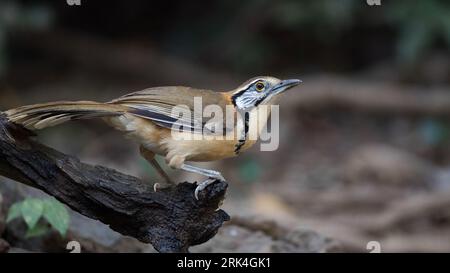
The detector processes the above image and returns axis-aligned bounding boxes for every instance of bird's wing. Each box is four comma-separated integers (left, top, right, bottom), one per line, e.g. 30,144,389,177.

109,86,236,135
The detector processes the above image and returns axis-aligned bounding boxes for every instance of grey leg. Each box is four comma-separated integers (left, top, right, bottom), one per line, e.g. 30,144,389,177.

148,158,174,185
181,164,225,181
140,146,174,189
180,163,226,200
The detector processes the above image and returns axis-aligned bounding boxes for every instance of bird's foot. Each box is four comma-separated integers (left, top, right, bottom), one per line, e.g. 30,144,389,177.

153,181,176,192
194,177,225,200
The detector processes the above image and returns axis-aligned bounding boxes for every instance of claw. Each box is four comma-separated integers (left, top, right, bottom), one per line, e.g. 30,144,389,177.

194,178,217,200
153,182,160,192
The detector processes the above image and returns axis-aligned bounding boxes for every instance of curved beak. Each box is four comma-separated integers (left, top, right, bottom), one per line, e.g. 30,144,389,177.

270,79,302,95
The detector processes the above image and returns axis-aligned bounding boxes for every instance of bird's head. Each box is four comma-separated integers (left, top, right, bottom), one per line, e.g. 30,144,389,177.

230,76,301,111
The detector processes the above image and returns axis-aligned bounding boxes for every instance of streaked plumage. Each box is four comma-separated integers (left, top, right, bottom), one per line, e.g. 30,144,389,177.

5,76,301,199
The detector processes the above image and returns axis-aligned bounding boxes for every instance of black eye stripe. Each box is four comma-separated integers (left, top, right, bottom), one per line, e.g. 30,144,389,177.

231,80,268,106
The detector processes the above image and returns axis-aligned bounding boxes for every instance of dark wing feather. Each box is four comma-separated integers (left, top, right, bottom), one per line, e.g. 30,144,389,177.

109,86,235,135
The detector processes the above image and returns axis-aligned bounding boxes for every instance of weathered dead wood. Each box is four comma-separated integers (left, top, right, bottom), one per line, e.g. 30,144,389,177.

0,113,229,253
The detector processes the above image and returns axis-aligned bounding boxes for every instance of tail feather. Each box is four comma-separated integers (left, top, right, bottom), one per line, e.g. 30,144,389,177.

5,101,126,130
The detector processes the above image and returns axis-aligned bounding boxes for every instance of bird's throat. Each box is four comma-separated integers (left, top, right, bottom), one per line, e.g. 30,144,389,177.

233,104,273,154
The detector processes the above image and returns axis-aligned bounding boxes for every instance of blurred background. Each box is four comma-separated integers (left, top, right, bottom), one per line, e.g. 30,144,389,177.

1,0,450,252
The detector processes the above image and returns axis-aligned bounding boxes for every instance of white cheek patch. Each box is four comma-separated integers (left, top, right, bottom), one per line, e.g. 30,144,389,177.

235,93,264,111
236,96,253,110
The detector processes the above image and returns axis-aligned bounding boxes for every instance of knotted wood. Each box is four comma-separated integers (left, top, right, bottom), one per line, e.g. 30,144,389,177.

0,113,229,253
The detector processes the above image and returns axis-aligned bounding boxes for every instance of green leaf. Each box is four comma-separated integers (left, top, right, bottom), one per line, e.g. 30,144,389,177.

42,198,70,237
6,202,22,223
20,198,44,229
25,222,50,238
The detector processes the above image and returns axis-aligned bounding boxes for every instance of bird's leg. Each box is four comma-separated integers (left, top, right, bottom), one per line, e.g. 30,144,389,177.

139,146,174,191
180,163,226,200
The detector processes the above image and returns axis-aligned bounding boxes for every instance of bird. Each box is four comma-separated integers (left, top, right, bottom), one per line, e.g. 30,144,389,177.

5,76,301,199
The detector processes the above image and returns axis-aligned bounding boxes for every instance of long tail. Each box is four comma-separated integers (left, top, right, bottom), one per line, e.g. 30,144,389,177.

5,101,127,130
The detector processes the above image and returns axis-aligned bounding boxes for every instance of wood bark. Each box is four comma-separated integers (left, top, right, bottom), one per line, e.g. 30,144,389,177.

0,113,229,253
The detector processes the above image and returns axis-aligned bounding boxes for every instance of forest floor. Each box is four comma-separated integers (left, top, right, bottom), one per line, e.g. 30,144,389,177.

1,31,450,252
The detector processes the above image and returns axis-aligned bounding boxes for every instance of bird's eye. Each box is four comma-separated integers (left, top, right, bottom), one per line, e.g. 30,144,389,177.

255,81,265,92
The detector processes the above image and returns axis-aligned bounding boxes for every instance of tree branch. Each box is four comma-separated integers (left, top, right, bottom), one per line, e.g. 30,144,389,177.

0,113,229,253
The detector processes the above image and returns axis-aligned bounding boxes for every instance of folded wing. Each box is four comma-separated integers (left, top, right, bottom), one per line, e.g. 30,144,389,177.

110,86,236,135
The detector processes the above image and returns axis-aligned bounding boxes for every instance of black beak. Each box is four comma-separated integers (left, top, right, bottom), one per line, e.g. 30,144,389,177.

271,79,302,95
